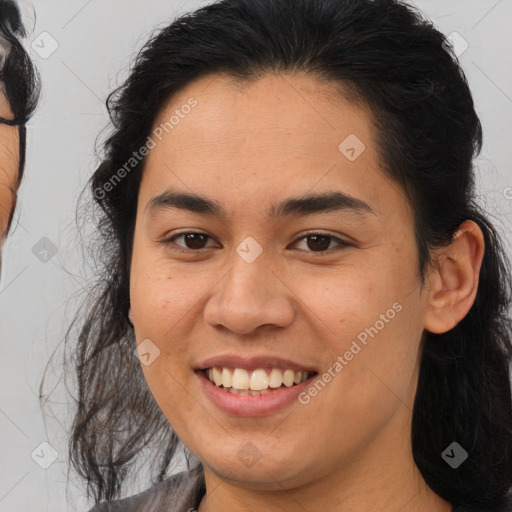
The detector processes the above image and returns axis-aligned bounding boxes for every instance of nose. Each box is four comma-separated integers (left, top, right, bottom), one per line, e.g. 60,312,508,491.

203,249,296,336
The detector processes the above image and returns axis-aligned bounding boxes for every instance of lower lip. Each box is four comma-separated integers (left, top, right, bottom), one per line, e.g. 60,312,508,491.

196,370,316,416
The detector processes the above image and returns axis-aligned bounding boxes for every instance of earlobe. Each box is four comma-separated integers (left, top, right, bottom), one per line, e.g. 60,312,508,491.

128,307,135,325
423,220,485,334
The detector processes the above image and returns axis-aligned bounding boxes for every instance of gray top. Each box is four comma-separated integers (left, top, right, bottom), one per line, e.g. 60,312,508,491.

88,468,469,511
88,468,205,512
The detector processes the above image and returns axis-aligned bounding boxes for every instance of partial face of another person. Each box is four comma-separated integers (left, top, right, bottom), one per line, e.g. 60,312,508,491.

0,91,19,258
129,72,439,489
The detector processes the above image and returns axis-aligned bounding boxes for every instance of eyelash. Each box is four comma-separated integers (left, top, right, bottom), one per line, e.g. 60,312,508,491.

160,231,351,256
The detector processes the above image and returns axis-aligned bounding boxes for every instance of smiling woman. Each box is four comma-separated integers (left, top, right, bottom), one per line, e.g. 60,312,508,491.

56,0,512,511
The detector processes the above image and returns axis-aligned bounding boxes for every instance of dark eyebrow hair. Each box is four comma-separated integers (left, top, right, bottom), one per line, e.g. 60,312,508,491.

146,188,375,219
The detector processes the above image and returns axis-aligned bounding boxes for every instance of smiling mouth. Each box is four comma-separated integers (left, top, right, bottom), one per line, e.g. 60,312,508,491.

202,367,318,396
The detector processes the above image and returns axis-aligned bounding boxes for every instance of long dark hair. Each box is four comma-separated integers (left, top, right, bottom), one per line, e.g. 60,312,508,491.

53,0,512,509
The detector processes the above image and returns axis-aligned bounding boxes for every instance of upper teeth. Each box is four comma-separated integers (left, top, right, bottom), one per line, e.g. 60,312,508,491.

206,367,310,391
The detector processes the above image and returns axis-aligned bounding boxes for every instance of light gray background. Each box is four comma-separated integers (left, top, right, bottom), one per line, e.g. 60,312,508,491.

1,1,511,511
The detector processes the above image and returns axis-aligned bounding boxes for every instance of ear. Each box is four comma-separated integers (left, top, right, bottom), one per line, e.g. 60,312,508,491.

128,306,135,324
423,220,485,334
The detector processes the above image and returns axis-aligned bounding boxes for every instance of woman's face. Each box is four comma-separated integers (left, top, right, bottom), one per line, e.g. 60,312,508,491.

130,72,430,489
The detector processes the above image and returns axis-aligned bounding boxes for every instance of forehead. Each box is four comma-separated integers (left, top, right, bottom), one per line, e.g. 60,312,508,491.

154,71,366,145
141,72,409,222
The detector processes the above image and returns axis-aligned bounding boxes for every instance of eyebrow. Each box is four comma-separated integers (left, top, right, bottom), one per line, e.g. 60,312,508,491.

146,188,375,219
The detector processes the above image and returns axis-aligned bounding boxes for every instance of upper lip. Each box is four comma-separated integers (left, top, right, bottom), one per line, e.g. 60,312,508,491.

196,354,318,373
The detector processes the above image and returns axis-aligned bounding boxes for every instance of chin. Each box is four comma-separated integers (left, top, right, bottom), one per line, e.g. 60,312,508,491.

201,446,315,489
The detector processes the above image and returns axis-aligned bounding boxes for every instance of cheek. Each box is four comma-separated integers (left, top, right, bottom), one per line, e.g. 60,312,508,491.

130,268,193,342
306,255,424,402
129,249,216,376
300,262,407,339
129,260,198,419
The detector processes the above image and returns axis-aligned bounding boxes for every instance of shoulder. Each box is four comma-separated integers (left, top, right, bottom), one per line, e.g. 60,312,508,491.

87,468,204,512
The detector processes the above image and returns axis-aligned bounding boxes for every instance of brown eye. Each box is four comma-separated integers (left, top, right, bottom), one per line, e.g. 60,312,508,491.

163,232,215,251
181,233,209,250
305,235,331,251
293,233,349,254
